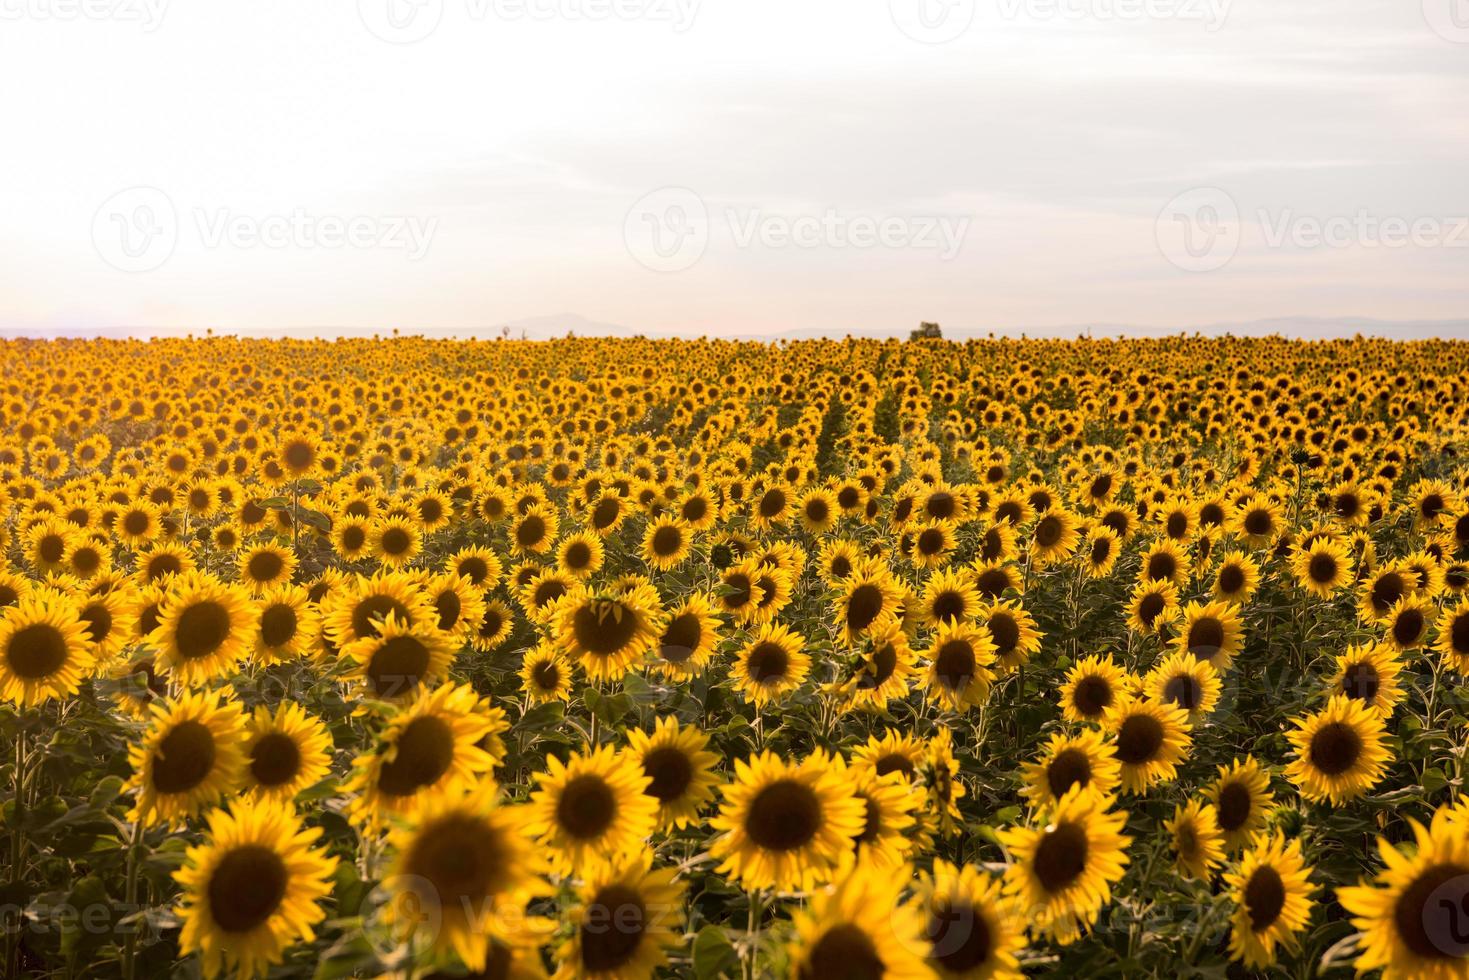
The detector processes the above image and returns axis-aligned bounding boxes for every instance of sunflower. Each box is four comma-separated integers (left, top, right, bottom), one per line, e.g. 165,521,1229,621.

750,482,792,530
639,515,691,571
794,486,840,535
1436,602,1469,673
732,621,811,707
1083,527,1120,579
1172,599,1244,672
1361,563,1415,624
1126,579,1179,636
0,594,93,706
651,593,721,679
817,538,865,585
918,567,981,628
1021,728,1122,810
370,516,421,568
251,584,319,665
553,583,665,683
787,860,933,980
1212,551,1261,603
1028,508,1080,567
174,796,337,979
238,543,296,593
709,749,865,891
1199,756,1274,854
838,621,919,712
1106,695,1192,794
511,503,559,556
1231,495,1283,548
982,599,1042,673
331,515,372,561
424,571,485,643
138,542,195,583
521,642,575,704
1139,538,1191,587
526,745,658,875
1291,538,1353,599
850,728,929,785
835,563,903,644
1225,831,1314,969
149,572,257,686
840,763,917,869
242,702,332,802
624,716,720,831
348,681,503,827
1383,593,1434,653
449,545,504,590
1144,651,1221,723
127,690,247,828
1166,799,1225,880
383,781,548,973
558,530,606,579
1059,655,1128,725
997,786,1131,945
469,597,515,654
75,585,138,664
909,859,1026,980
340,612,454,704
1338,805,1469,979
1285,694,1391,804
1329,642,1404,718
922,620,998,713
555,853,685,980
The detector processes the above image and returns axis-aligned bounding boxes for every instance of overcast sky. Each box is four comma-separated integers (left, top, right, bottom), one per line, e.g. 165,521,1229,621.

1,0,1466,337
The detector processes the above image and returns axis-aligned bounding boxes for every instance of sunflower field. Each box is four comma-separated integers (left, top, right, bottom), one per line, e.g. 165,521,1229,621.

5,334,1469,979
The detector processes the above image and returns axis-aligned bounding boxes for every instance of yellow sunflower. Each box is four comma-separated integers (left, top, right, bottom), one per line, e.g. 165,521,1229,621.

521,642,575,704
1284,694,1390,804
554,853,685,980
1021,728,1122,810
922,620,998,713
1204,756,1276,853
1105,695,1192,794
0,594,93,706
526,745,658,875
1328,642,1404,718
242,702,333,802
788,859,933,980
1225,831,1314,969
1171,600,1244,672
554,584,665,682
732,621,811,707
149,572,257,686
651,593,721,679
910,859,1027,979
1165,799,1225,880
625,716,720,831
127,690,247,828
251,584,320,665
340,613,454,704
1143,651,1221,723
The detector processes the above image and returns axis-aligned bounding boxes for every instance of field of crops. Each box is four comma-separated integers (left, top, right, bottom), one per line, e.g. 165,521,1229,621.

4,334,1469,979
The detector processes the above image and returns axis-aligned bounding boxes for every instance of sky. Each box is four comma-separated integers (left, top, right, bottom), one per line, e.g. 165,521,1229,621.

1,0,1466,338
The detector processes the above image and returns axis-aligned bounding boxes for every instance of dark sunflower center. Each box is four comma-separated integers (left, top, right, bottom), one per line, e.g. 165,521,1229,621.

1218,565,1245,594
641,746,693,802
284,441,314,470
151,720,217,794
989,613,1019,654
458,556,489,583
341,525,367,551
478,607,505,640
1034,516,1062,548
366,634,430,699
1147,553,1176,581
1090,538,1111,564
1244,866,1286,931
746,642,790,683
207,844,288,933
380,527,412,556
1372,573,1406,613
1453,613,1469,654
1394,608,1426,646
580,883,647,972
592,498,621,529
72,547,102,575
515,515,546,547
1072,675,1113,716
1047,747,1092,798
532,659,562,690
352,595,411,639
1115,714,1165,765
975,569,1010,598
1394,862,1469,960
573,601,639,656
404,813,511,909
38,534,65,564
1309,721,1362,776
725,574,754,609
757,489,786,518
652,525,683,556
260,604,299,649
858,642,897,689
874,753,915,779
1216,781,1251,831
846,585,884,633
1137,592,1166,628
917,528,946,555
175,600,234,660
934,640,976,690
802,923,885,980
247,550,285,582
659,614,701,664
745,780,821,851
928,901,993,973
565,542,592,569
1308,553,1339,583
805,500,830,524
378,716,455,796
434,591,462,632
1162,673,1203,711
1342,662,1380,701
250,732,302,787
80,603,112,645
1033,821,1089,893
1187,617,1224,657
1243,509,1272,536
556,774,617,840
5,623,70,679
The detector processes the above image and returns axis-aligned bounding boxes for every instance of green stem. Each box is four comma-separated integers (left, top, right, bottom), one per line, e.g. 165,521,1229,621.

121,816,145,980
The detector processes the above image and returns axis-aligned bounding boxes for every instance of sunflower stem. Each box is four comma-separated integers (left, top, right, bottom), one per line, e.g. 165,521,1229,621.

741,888,764,980
6,724,28,977
121,815,145,980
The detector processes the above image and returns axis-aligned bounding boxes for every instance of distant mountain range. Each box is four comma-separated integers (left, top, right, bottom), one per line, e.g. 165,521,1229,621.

4,314,1468,342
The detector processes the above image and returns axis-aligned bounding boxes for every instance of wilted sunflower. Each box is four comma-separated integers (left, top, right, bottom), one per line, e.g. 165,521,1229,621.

1338,805,1469,980
1172,599,1244,672
0,594,92,706
383,781,548,973
732,621,811,707
251,584,319,665
149,572,256,686
909,859,1026,980
651,593,721,678
1329,642,1404,717
922,620,998,713
997,786,1131,945
1059,655,1129,725
526,745,658,875
340,612,453,704
521,642,574,704
1144,651,1221,723
242,702,332,802
1225,831,1314,969
174,796,337,979
1166,799,1225,880
1285,694,1390,804
128,690,247,828
625,716,720,831
348,681,503,828
1106,695,1192,794
555,853,686,980
787,860,932,980
1021,728,1122,810
553,583,664,682
709,749,865,892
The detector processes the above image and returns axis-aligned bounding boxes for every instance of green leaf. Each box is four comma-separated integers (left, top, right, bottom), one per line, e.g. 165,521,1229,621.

517,701,566,732
295,507,332,531
692,924,739,980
